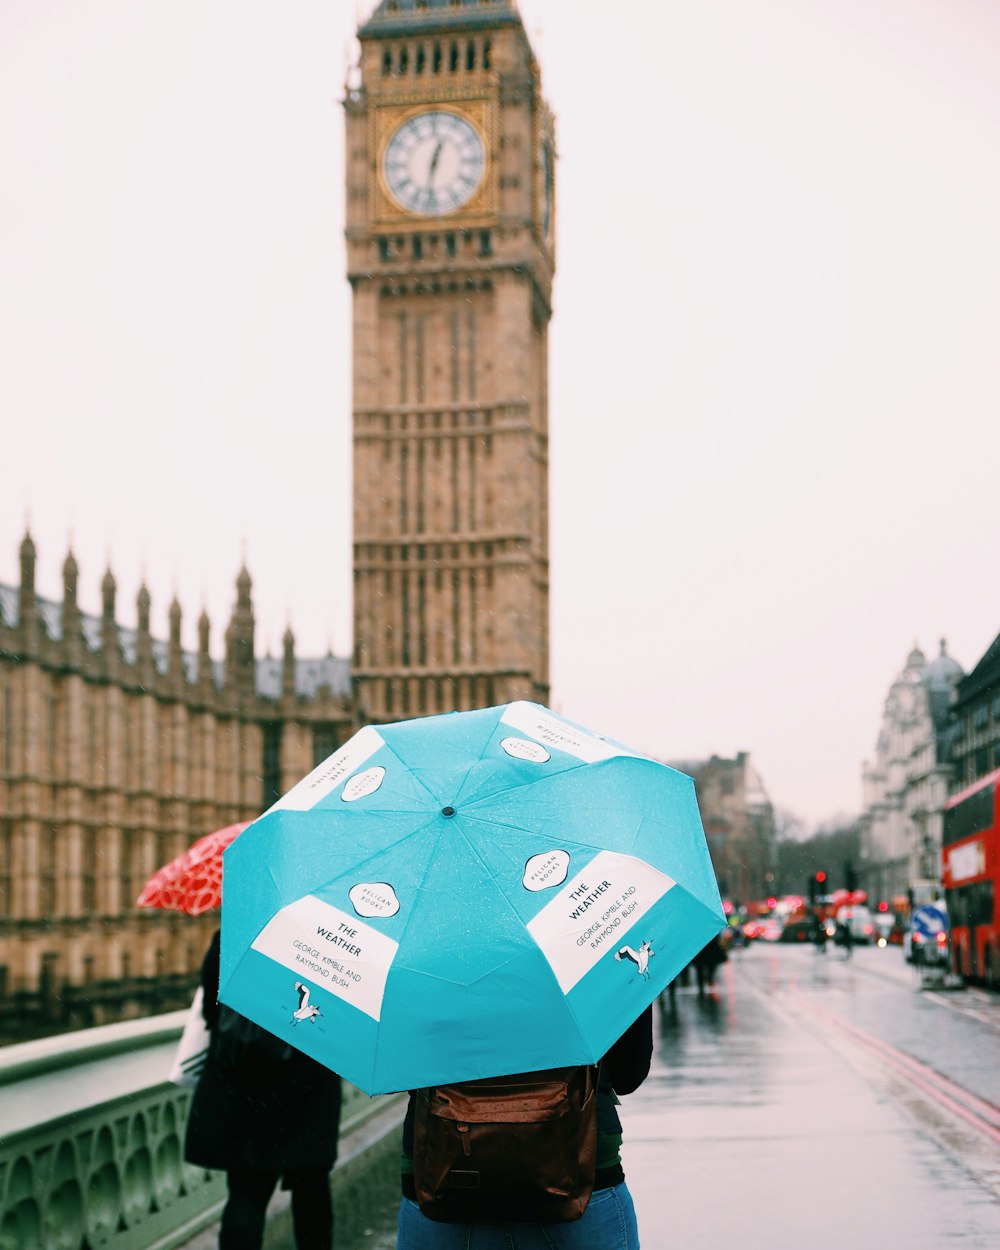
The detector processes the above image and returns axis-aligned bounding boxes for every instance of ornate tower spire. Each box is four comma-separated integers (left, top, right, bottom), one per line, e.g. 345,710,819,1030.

16,529,39,653
282,623,297,699
228,564,256,698
197,607,213,690
18,529,36,614
61,547,82,663
168,594,184,686
101,564,119,677
101,565,117,619
136,582,153,684
137,583,151,632
62,547,79,605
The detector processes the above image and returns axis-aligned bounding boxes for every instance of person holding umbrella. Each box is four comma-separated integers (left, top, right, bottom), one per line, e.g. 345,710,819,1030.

184,929,343,1250
397,1005,653,1249
136,826,343,1250
216,703,725,1250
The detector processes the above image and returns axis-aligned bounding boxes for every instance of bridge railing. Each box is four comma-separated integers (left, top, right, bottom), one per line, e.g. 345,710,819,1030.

0,1013,404,1250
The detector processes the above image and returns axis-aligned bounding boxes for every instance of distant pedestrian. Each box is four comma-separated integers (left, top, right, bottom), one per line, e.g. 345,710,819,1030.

184,930,343,1250
693,932,727,995
841,923,854,960
815,919,828,954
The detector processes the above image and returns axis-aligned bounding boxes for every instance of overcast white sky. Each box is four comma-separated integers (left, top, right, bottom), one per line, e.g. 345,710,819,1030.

2,0,999,828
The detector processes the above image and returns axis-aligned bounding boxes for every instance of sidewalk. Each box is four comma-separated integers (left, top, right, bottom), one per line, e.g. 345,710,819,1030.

621,952,1000,1250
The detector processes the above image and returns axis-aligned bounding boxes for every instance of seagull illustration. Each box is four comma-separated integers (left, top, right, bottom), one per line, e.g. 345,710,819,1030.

614,940,655,980
291,981,321,1025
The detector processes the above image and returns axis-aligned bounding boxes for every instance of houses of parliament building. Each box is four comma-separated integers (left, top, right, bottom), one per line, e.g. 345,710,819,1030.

0,0,556,1038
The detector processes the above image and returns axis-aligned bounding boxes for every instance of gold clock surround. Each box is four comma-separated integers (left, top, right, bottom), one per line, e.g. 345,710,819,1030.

372,98,495,227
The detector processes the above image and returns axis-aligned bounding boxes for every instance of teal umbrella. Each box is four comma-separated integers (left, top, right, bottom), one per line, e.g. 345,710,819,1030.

219,702,725,1094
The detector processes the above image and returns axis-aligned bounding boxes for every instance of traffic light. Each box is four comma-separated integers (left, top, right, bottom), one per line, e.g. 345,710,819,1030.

815,870,827,887
808,870,827,905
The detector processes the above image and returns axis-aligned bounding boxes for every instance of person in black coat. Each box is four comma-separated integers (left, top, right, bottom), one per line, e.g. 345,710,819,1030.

692,932,727,995
184,931,343,1250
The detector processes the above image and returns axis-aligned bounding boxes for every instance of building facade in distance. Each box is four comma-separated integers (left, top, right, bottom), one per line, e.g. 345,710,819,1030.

948,630,1000,790
859,641,963,906
0,537,354,1038
670,752,776,906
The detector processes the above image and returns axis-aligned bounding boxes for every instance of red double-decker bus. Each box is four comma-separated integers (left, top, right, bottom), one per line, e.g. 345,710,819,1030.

942,766,1000,988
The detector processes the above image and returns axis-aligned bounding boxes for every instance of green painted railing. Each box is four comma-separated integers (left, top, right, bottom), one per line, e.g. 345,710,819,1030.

0,1014,404,1250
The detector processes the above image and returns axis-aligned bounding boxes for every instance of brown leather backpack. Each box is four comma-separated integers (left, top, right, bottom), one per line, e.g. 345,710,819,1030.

412,1065,598,1224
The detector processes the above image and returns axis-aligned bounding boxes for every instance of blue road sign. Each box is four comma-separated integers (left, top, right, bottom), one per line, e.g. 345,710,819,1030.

911,902,947,939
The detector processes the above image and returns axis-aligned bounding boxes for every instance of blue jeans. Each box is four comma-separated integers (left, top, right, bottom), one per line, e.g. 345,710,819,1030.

396,1183,640,1249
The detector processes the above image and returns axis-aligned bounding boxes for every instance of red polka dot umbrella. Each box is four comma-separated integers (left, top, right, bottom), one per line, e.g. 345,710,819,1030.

136,821,252,916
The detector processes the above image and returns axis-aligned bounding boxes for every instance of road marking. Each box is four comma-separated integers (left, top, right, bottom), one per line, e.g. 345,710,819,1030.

798,947,1000,1032
801,998,1000,1148
922,987,1000,1029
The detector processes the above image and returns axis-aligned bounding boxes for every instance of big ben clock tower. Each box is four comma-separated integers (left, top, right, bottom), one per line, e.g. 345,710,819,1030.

347,0,556,723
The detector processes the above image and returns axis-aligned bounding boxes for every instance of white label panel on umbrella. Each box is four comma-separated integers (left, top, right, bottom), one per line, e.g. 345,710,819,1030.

251,894,398,1020
500,703,640,764
271,726,385,812
526,850,675,992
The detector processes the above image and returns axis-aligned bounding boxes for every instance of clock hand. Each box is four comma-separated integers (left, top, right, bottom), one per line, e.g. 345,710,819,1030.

428,141,443,184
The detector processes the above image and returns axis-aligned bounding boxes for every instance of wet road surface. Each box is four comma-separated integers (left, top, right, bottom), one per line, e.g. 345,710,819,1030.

624,943,1000,1249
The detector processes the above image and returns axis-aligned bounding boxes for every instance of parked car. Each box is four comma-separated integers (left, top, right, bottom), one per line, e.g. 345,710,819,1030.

758,917,784,942
872,912,895,946
780,915,819,943
834,904,875,944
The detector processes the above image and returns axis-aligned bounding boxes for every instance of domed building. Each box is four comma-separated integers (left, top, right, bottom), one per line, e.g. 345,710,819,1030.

860,640,964,906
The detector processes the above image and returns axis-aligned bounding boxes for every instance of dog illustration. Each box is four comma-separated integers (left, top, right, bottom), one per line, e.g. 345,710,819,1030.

614,940,655,980
291,981,321,1024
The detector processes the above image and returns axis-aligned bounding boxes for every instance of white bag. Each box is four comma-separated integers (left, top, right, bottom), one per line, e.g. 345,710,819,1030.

169,985,211,1088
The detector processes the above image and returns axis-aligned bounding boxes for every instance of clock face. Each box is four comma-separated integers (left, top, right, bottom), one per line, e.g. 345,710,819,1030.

383,110,485,216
